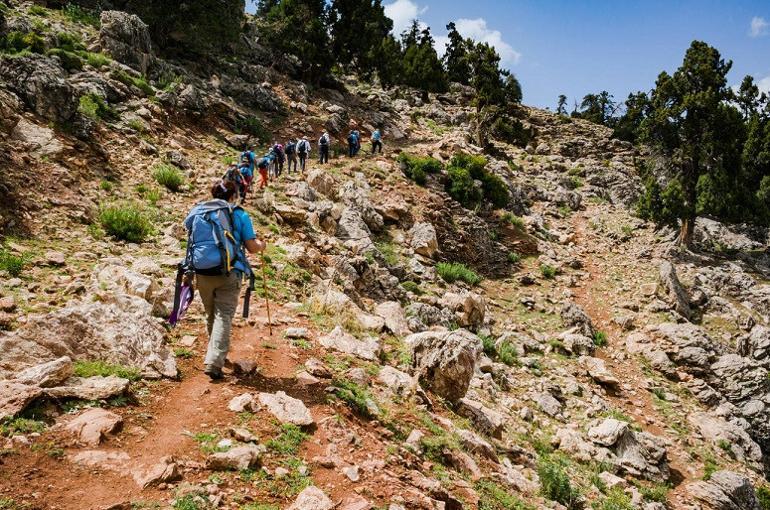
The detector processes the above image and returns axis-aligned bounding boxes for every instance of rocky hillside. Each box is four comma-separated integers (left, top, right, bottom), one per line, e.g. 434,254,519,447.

2,3,770,510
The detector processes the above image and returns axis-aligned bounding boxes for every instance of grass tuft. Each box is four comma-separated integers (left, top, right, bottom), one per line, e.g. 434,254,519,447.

436,262,482,286
152,163,185,192
98,202,154,243
73,360,141,381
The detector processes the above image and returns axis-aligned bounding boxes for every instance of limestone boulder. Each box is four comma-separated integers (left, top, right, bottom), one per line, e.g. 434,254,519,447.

406,329,483,402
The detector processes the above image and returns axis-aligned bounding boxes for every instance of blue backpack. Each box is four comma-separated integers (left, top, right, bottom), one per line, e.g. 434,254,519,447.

183,199,250,277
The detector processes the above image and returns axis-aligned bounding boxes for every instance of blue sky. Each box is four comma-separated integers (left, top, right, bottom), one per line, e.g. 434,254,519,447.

246,1,770,110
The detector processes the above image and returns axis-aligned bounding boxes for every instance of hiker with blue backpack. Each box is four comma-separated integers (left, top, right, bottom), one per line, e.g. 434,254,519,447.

347,130,358,157
371,129,383,154
238,148,257,202
182,180,266,381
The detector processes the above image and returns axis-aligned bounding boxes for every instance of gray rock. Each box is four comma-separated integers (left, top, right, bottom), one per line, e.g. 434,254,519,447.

207,444,264,471
582,356,620,387
12,356,73,387
658,261,691,319
409,222,439,258
228,393,258,413
338,178,384,232
318,326,380,361
288,486,334,510
440,292,485,331
377,366,413,396
406,329,483,402
0,381,43,421
45,376,129,400
335,208,374,252
687,470,760,510
588,419,628,447
458,398,506,438
533,392,563,417
65,408,123,446
561,301,595,337
688,412,763,468
258,391,314,426
0,54,77,122
375,301,411,337
306,169,339,199
99,11,154,74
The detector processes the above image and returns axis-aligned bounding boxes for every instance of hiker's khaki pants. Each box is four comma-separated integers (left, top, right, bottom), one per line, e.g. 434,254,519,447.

197,272,242,370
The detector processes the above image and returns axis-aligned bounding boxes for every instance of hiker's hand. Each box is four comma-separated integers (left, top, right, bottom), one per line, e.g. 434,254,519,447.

245,238,266,254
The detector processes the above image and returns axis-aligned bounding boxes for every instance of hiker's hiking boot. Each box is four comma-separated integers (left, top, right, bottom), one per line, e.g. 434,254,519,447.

204,366,224,381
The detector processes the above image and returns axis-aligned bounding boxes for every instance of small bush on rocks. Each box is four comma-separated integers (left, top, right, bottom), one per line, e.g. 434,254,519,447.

78,93,116,122
266,424,308,455
507,251,521,264
234,116,270,143
756,485,770,510
98,202,154,243
63,3,101,27
537,455,582,509
436,262,482,286
540,264,557,279
595,488,634,510
331,378,378,418
0,247,26,277
153,163,185,192
73,360,141,381
476,479,532,510
446,153,509,209
593,330,608,347
398,153,443,185
112,69,154,96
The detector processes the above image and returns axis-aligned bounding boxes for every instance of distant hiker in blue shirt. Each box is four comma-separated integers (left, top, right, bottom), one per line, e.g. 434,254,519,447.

347,130,358,157
371,129,382,154
183,180,266,381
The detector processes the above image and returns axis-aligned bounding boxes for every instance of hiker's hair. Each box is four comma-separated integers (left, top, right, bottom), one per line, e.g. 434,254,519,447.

211,180,237,201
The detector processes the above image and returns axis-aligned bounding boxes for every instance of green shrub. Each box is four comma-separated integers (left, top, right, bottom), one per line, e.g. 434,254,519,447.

479,334,497,357
398,153,443,185
78,93,116,122
85,52,110,68
98,202,154,243
446,165,483,207
55,32,85,52
756,485,770,510
637,483,670,503
595,488,634,510
401,280,422,295
446,153,509,208
538,455,582,509
507,251,521,264
63,3,101,27
497,341,519,366
481,172,510,208
502,212,525,230
112,69,154,96
491,116,532,147
540,264,557,279
99,179,113,192
1,417,46,437
331,378,377,418
73,360,141,381
593,331,608,347
0,247,25,277
28,5,49,16
153,163,185,192
266,423,308,455
46,48,83,70
436,262,482,286
2,31,46,54
476,479,531,510
234,116,270,143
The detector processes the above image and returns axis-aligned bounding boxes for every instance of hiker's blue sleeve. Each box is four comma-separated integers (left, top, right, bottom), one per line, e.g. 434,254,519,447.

235,209,256,243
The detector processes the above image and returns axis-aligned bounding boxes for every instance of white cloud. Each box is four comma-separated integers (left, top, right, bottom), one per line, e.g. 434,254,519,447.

454,18,522,65
750,16,769,37
758,76,770,95
384,0,429,37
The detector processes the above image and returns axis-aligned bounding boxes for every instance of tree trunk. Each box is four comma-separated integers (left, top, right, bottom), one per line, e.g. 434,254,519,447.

678,216,695,247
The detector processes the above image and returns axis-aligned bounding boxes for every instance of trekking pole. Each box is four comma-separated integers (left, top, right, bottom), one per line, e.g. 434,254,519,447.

261,256,273,337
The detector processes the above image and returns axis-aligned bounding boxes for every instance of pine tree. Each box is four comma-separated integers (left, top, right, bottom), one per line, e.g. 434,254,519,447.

401,24,447,93
256,0,332,85
556,95,567,115
444,22,471,85
640,41,735,246
329,0,392,79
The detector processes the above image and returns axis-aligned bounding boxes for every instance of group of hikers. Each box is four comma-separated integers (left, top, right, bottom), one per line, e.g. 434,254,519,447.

172,127,384,380
221,128,384,205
